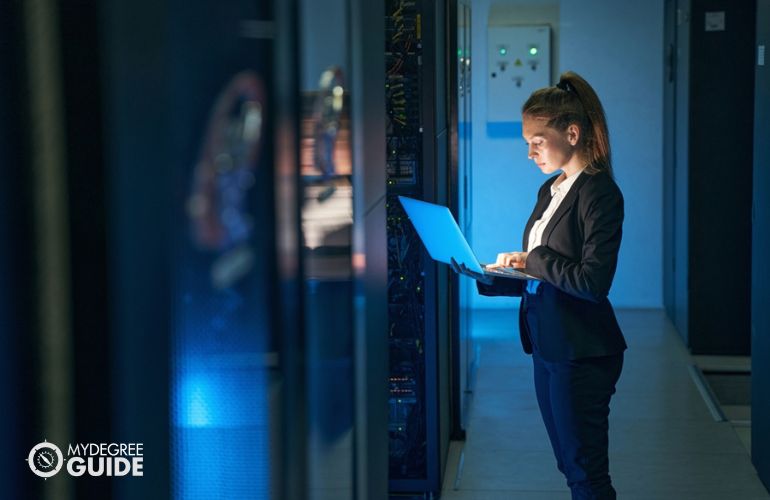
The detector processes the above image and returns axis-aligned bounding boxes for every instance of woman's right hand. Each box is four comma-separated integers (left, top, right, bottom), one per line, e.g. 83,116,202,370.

487,251,528,269
450,258,493,285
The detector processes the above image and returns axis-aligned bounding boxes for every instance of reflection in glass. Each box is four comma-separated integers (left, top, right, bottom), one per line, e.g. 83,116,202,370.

301,66,354,500
175,70,271,500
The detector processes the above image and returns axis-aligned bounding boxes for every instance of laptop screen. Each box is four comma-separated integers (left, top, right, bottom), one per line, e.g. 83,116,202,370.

398,196,485,274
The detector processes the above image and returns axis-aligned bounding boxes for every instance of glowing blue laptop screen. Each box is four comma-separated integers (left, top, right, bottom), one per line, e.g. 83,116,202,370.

398,196,485,274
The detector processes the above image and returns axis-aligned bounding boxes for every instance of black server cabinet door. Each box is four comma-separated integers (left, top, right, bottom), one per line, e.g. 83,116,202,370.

0,3,37,498
167,2,276,499
752,0,770,489
103,1,278,499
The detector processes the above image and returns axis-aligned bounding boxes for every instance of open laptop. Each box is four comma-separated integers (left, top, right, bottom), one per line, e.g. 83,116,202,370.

398,196,538,281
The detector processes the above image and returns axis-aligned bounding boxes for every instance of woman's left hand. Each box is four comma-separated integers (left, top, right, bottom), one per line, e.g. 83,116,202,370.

450,257,494,285
487,251,529,269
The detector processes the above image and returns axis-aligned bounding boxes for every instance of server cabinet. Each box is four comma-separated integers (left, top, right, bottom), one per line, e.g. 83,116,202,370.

100,2,283,498
297,1,390,498
102,2,387,497
100,2,296,498
449,0,474,437
752,0,770,489
663,0,678,328
348,0,390,497
0,3,38,498
386,0,451,494
664,0,755,355
15,1,385,499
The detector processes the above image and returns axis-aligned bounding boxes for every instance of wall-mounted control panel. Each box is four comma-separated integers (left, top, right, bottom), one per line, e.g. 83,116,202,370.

487,25,551,122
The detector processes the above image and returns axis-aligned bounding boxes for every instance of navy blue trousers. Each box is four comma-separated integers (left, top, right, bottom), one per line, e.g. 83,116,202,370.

527,308,624,499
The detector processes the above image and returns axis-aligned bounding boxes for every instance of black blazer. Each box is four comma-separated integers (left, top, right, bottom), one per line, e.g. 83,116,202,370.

477,170,627,361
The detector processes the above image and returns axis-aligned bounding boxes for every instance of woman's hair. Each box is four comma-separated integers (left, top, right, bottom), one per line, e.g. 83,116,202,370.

522,71,612,177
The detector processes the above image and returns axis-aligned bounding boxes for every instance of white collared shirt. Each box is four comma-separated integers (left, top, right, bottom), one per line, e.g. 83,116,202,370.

527,169,583,252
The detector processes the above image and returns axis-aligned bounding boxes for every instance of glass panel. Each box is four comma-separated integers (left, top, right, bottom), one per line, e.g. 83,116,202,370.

171,2,273,498
299,0,355,497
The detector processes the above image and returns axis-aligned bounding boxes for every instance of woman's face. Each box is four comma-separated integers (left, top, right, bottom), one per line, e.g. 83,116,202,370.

522,115,578,175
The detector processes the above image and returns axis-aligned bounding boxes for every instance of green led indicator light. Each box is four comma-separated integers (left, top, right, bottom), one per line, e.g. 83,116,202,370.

529,46,538,56
499,47,507,56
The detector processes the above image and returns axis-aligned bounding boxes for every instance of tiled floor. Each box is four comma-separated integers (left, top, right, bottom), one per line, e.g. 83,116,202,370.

441,308,770,499
694,355,753,454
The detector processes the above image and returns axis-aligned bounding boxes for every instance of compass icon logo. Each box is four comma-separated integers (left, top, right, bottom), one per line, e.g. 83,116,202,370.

27,441,64,478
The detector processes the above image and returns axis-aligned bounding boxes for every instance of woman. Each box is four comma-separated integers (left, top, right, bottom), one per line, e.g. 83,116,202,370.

452,71,627,499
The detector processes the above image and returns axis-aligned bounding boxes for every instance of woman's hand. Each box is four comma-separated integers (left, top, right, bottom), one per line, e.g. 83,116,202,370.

450,258,493,285
486,251,528,269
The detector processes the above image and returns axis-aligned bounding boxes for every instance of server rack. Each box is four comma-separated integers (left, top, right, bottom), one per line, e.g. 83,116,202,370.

0,3,38,497
664,0,755,355
100,2,295,498
448,0,474,438
386,0,451,494
752,0,770,489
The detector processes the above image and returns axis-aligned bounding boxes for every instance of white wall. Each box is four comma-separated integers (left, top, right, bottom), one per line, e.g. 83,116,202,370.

469,0,664,308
